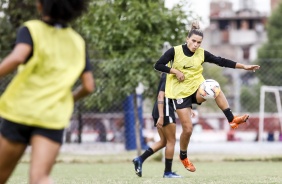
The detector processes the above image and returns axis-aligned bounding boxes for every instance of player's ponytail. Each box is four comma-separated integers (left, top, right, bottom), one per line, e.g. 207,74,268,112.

191,21,200,30
188,21,204,38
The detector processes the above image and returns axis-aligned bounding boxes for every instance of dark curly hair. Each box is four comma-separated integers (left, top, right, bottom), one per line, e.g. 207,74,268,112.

39,0,89,23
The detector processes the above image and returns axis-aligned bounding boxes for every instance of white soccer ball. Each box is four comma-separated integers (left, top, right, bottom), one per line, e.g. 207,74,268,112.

199,79,221,99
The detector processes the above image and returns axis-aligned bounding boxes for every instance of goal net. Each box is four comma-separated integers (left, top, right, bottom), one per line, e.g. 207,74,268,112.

259,86,282,141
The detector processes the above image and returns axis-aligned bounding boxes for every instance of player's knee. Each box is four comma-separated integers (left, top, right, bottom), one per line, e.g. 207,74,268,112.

166,136,176,145
159,139,167,147
182,127,193,136
182,123,193,132
166,139,176,147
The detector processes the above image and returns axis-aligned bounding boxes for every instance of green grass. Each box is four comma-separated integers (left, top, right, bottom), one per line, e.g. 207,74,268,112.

7,153,282,184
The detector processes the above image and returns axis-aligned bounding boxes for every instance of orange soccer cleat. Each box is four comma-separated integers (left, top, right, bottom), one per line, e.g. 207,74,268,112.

229,114,249,129
180,157,196,172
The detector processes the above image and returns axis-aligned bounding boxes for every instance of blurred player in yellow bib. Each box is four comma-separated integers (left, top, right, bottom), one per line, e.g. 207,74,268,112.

0,0,94,183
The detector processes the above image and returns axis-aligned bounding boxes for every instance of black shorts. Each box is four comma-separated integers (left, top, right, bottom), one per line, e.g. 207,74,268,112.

153,116,176,127
172,90,201,110
153,97,176,127
0,119,64,144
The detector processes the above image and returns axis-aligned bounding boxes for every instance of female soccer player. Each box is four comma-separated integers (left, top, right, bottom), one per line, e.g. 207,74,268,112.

0,0,93,183
133,73,196,178
154,21,260,173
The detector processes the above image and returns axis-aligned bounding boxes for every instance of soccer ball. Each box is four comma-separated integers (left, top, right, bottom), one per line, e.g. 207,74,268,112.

198,79,221,99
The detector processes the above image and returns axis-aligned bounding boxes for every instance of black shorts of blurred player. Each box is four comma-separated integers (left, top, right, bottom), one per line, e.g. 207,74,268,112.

0,119,64,145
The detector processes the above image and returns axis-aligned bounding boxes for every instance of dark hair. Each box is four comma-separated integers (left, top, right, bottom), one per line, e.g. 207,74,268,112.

39,0,89,23
187,21,204,38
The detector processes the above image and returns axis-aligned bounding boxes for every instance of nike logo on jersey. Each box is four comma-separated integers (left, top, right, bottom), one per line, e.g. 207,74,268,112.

183,65,193,69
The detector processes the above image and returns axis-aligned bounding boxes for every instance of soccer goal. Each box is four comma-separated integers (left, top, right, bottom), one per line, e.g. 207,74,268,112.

259,86,282,142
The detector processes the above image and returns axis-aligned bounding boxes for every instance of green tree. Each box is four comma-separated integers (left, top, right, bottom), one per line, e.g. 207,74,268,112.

0,0,198,112
0,0,37,53
76,0,197,111
254,3,282,112
0,0,37,93
257,2,282,86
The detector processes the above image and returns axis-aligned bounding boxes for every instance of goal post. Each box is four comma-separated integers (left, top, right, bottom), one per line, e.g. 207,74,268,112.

259,86,282,142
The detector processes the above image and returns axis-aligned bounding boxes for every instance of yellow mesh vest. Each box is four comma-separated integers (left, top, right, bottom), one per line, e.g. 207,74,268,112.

165,45,205,99
0,20,85,129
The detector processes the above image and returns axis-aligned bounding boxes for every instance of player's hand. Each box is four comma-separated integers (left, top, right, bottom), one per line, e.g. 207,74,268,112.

244,64,260,72
156,117,164,129
175,70,185,82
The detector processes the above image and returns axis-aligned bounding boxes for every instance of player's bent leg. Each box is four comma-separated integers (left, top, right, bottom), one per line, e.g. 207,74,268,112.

214,91,249,129
214,91,230,110
151,128,167,151
133,128,167,177
29,135,60,184
0,136,27,184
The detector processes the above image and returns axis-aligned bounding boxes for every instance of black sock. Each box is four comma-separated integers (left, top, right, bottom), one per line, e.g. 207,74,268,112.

140,148,154,162
180,150,187,160
164,158,173,173
223,108,234,122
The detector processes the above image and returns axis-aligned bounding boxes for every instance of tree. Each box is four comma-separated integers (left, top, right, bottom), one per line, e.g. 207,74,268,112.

0,0,37,94
0,0,198,149
0,0,37,53
0,0,198,111
254,3,282,112
76,0,197,111
257,3,282,86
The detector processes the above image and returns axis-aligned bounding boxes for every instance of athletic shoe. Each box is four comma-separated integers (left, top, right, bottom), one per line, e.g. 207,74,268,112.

132,157,142,177
229,114,249,129
180,157,196,172
163,171,182,178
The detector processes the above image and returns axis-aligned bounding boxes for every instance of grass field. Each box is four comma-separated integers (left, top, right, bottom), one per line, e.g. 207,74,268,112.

7,152,282,184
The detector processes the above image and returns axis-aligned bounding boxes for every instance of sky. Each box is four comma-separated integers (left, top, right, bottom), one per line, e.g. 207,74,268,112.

165,0,271,28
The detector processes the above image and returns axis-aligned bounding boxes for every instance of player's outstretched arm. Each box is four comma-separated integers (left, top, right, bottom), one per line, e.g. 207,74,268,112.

72,71,95,101
235,63,260,72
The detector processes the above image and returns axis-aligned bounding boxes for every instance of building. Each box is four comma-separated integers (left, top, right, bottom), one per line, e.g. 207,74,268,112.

202,0,268,112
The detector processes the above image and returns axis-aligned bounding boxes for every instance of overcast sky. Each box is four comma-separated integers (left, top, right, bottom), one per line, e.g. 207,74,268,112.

165,0,271,28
